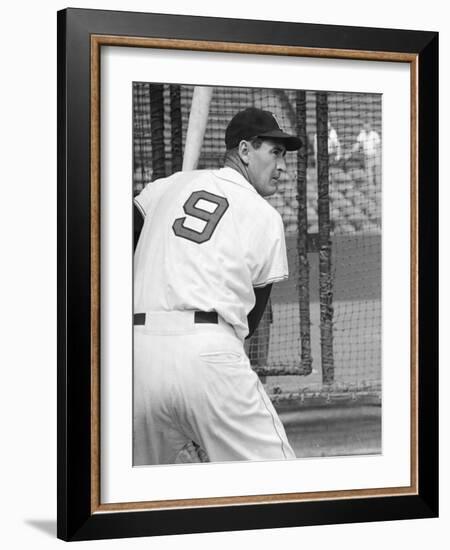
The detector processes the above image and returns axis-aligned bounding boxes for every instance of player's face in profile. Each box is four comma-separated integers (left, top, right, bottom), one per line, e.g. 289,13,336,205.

247,139,287,197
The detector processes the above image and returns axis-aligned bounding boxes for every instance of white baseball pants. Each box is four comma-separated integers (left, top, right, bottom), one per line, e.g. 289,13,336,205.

133,311,295,465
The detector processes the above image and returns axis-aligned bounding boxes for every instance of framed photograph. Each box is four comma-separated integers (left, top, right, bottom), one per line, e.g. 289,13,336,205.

57,8,438,541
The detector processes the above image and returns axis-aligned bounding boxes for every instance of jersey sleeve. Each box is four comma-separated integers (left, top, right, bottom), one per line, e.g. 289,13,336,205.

248,208,288,288
134,174,180,216
134,183,152,217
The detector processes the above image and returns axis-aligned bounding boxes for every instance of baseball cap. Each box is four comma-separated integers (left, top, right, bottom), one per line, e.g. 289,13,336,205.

225,107,302,151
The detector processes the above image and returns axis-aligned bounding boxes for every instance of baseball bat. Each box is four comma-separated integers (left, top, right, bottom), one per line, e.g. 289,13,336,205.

182,86,214,171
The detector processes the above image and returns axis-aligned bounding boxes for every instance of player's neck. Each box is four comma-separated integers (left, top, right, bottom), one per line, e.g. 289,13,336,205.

224,155,250,183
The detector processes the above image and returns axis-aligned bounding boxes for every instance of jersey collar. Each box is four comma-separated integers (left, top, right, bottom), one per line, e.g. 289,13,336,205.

213,167,258,194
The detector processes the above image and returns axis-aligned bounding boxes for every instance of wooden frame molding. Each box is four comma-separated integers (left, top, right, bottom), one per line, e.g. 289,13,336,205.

58,8,438,541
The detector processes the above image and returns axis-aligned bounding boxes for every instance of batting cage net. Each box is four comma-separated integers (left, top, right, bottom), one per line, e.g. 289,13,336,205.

133,83,382,408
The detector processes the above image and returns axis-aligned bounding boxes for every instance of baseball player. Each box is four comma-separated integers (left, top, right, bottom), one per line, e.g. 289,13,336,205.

346,120,381,185
313,121,342,166
133,107,302,465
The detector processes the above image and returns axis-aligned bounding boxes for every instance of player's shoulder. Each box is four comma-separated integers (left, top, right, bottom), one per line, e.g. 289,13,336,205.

137,171,181,193
137,170,204,197
150,169,217,194
256,193,283,219
152,170,186,187
241,190,284,235
134,171,184,211
173,169,216,184
261,199,284,229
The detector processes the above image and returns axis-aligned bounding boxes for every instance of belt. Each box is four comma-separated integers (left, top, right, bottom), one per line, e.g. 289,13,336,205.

134,311,218,326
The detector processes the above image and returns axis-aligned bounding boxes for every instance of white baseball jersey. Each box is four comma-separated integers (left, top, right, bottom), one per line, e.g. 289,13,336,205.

357,130,381,157
313,127,341,161
134,167,288,340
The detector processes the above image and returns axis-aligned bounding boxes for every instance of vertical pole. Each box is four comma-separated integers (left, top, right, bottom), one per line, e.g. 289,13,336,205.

316,92,335,385
296,90,312,375
149,84,166,180
169,85,183,173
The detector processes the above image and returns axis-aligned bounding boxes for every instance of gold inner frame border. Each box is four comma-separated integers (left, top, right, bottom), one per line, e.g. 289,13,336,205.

89,34,419,514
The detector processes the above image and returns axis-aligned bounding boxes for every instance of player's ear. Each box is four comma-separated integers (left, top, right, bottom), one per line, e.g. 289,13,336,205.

238,140,250,165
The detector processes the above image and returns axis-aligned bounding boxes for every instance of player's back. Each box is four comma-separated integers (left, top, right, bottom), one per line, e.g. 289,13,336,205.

134,167,287,339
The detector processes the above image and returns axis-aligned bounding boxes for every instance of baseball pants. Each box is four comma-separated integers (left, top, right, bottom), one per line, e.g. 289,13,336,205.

133,311,295,465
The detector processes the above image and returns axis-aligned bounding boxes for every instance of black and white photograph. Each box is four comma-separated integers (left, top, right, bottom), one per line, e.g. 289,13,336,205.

132,83,382,466
51,5,439,543
0,0,445,546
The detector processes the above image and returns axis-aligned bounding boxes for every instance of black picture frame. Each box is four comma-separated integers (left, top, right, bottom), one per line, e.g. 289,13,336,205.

57,7,438,542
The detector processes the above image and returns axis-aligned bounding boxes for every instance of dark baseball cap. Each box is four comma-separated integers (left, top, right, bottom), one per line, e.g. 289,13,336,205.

225,107,302,151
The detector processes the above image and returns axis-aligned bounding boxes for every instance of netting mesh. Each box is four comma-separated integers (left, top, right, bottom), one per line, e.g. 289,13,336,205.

133,83,382,403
